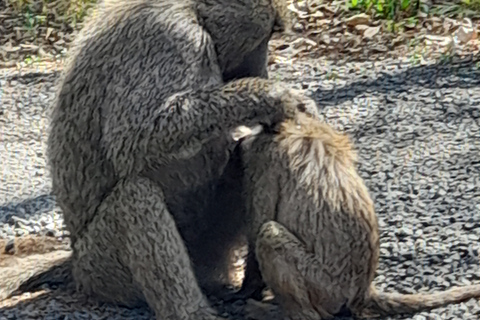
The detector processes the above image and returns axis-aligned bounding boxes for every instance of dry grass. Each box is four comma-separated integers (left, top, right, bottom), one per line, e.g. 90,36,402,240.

6,0,97,29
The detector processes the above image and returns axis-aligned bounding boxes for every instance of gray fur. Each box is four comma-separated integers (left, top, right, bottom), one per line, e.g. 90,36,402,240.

45,0,312,319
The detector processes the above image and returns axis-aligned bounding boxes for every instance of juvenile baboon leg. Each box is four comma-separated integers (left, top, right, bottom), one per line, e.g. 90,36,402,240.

73,177,224,320
255,221,346,320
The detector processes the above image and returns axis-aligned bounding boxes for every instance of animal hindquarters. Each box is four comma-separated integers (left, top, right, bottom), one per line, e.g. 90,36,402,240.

72,176,224,320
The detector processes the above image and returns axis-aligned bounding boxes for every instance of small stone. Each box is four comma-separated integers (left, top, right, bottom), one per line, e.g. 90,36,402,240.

363,26,381,39
345,13,370,27
4,239,15,254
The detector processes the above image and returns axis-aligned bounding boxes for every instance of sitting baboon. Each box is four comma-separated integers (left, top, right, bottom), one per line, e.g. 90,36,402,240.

43,0,317,319
238,115,480,319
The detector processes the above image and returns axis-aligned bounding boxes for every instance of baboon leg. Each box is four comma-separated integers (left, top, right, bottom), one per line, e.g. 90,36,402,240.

255,221,348,320
225,242,266,301
73,177,224,320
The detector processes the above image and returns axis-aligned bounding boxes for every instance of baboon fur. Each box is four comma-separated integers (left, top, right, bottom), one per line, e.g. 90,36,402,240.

238,115,480,319
44,0,317,319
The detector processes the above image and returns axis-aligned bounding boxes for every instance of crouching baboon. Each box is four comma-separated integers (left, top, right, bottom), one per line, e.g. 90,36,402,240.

238,115,480,319
42,0,318,319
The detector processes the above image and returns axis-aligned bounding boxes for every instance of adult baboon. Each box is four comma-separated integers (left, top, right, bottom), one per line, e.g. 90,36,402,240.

44,0,316,319
238,115,480,319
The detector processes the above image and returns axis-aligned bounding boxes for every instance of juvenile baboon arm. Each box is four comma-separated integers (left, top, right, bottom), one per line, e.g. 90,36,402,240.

142,79,317,165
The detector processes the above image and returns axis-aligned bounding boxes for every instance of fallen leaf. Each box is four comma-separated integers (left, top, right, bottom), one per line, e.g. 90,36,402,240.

363,26,381,39
322,34,331,45
355,24,370,32
345,13,370,27
455,18,477,44
45,27,54,40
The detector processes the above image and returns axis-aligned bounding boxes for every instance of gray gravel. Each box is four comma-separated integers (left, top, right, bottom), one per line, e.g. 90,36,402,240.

0,70,66,239
1,54,480,319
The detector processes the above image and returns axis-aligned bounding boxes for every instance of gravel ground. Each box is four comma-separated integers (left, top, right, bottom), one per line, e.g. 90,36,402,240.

1,54,480,319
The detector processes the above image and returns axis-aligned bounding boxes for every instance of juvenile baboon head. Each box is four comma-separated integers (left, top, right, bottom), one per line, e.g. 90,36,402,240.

197,0,291,81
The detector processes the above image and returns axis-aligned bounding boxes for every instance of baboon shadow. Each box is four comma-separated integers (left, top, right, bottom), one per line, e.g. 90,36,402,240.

0,194,58,223
0,288,155,320
311,53,480,142
313,53,480,107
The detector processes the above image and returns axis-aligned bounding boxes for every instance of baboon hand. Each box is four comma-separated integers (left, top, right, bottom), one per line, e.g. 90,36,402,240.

231,125,264,142
268,84,319,120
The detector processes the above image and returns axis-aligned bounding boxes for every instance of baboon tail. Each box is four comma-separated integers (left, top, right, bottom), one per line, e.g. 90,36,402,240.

362,285,480,317
0,251,73,301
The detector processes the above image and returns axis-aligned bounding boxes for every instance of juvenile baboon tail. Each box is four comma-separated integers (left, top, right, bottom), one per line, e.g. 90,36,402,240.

362,285,480,317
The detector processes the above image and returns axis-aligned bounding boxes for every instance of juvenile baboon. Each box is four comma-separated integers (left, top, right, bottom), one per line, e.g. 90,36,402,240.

43,0,316,319
239,115,480,319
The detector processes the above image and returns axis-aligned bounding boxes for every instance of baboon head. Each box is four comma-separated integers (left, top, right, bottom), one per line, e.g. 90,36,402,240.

196,0,291,81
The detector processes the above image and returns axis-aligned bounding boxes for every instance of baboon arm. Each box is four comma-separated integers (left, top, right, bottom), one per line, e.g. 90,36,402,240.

144,78,309,165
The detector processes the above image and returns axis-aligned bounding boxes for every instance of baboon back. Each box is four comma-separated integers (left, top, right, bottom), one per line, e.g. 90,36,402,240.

48,0,285,246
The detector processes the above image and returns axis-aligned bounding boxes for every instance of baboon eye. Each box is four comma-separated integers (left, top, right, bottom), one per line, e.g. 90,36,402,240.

297,103,306,113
